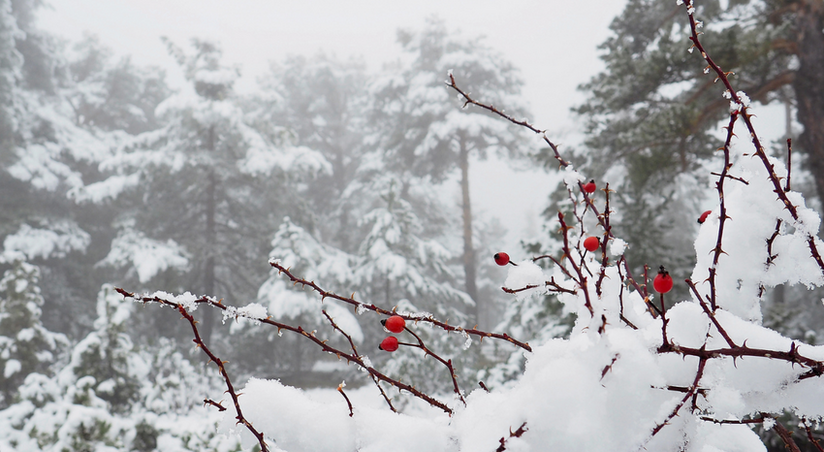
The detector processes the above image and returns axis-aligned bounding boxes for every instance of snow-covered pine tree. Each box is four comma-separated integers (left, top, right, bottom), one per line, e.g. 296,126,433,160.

0,257,68,409
0,0,172,339
73,39,328,347
0,283,240,452
254,53,371,251
555,0,824,312
370,17,530,329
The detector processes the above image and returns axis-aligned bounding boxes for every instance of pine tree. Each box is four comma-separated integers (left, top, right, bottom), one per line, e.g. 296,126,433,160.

0,283,239,452
0,0,150,339
254,53,369,251
76,39,328,346
561,0,824,300
0,257,67,408
371,17,529,326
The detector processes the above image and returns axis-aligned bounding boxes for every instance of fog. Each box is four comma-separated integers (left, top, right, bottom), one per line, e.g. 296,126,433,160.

39,0,628,249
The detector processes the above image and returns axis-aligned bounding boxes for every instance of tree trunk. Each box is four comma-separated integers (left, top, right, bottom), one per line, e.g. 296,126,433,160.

792,0,824,207
459,135,479,325
201,127,217,346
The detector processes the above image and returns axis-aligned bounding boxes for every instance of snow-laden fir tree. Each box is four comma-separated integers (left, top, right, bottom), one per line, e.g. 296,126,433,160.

370,17,530,329
0,0,172,339
0,283,241,452
0,256,67,409
72,39,328,347
552,0,824,313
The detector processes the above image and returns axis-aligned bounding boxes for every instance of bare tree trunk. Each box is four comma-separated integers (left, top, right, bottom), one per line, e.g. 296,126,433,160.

201,126,217,346
459,135,479,324
793,0,824,206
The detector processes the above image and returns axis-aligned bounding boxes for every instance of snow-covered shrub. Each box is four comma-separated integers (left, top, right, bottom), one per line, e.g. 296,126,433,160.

113,2,824,451
0,284,242,452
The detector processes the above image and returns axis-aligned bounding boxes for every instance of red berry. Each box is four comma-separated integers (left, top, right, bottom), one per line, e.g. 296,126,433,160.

583,236,600,252
653,266,674,294
583,180,596,194
494,252,510,266
698,210,712,224
378,336,399,352
384,315,405,334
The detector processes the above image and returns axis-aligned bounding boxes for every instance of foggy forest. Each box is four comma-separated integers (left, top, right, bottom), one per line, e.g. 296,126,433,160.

3,0,824,450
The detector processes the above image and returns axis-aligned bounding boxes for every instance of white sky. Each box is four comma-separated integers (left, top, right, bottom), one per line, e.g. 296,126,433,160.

38,0,629,251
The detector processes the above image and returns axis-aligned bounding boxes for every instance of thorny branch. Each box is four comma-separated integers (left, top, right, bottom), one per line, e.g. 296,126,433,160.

764,414,803,452
558,212,594,316
401,327,467,405
595,183,613,297
496,422,529,452
684,0,824,276
116,288,454,415
802,418,824,452
708,111,737,311
447,73,568,168
114,288,271,452
649,356,707,438
685,279,737,348
269,260,532,352
323,310,396,412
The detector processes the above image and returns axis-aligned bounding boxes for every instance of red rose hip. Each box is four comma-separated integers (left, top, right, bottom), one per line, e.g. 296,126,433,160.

378,336,399,352
653,266,673,294
383,315,405,334
698,210,712,224
583,180,597,194
494,252,510,266
583,236,600,252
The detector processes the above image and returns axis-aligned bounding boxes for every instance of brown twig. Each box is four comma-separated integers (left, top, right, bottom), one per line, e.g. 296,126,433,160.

401,327,467,405
709,171,749,185
496,422,529,452
595,183,613,297
650,356,707,438
323,310,396,412
785,138,793,192
114,289,271,452
699,416,764,425
708,112,738,311
337,382,354,417
558,212,594,316
766,218,783,267
685,279,737,348
117,288,454,414
203,398,226,412
446,73,568,168
802,417,824,452
763,413,802,452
